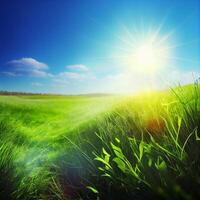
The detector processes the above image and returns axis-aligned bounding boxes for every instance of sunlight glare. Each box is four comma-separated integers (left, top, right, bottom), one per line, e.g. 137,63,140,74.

114,27,172,74
136,43,156,68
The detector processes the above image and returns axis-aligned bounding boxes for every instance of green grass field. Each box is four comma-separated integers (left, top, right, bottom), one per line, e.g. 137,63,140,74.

0,84,199,200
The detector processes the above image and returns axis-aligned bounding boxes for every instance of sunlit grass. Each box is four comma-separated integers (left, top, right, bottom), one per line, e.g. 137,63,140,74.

0,95,119,199
0,83,199,199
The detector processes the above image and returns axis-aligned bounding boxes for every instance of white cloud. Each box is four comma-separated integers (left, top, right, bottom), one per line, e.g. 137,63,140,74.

1,71,19,77
5,58,199,94
161,70,200,86
50,64,200,94
30,70,53,78
6,57,50,78
53,64,95,84
58,72,85,80
8,58,48,70
50,64,96,93
52,78,69,84
100,69,200,94
66,64,89,72
31,82,43,87
52,71,96,87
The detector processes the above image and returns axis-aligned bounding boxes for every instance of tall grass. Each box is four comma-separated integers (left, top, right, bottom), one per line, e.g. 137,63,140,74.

66,83,200,200
0,84,199,199
0,95,118,199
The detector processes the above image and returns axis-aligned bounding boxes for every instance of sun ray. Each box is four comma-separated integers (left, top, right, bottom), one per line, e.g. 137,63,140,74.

150,15,170,43
159,39,200,51
88,14,199,74
162,55,200,64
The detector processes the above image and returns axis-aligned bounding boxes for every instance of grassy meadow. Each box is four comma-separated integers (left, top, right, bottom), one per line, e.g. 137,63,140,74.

0,83,199,200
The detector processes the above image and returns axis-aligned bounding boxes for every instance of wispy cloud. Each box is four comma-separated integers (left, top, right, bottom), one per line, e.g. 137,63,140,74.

101,69,200,93
58,72,86,80
4,57,198,94
7,58,48,70
162,70,200,86
30,70,53,78
31,82,43,87
53,64,95,85
1,71,19,77
4,58,52,78
66,64,89,72
50,64,96,93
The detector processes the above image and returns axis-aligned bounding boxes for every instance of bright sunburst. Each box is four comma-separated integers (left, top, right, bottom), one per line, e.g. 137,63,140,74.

131,40,168,73
135,42,160,71
114,30,171,74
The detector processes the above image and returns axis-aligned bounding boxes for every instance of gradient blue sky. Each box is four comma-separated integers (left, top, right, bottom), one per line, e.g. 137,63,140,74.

0,0,199,94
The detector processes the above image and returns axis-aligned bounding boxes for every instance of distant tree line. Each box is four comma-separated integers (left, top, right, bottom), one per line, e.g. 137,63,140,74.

0,91,62,96
0,90,115,97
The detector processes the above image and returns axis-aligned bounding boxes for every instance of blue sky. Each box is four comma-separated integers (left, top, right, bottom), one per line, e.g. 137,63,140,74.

0,0,199,94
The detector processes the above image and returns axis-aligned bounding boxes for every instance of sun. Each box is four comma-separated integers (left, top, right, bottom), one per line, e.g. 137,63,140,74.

133,40,167,73
135,43,157,69
113,27,172,74
120,38,170,74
